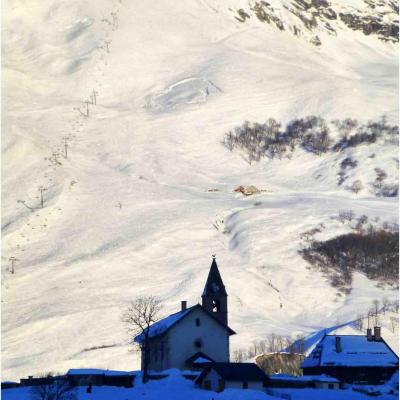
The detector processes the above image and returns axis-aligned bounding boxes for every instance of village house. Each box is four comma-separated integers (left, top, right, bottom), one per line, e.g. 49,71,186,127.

134,257,235,371
301,327,399,385
66,369,135,387
195,362,268,392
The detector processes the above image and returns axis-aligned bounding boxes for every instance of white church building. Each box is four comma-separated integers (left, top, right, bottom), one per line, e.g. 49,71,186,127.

134,256,235,371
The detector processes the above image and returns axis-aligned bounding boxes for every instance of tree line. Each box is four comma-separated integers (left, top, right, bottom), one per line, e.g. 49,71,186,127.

223,116,398,164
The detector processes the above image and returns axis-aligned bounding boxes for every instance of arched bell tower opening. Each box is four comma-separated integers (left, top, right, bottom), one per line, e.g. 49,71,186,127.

201,255,228,326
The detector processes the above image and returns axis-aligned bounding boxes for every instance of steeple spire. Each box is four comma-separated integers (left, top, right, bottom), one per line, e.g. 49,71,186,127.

202,255,227,296
202,255,228,326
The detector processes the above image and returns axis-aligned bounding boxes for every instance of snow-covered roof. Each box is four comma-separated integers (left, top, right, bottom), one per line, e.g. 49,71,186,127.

302,335,399,368
186,351,215,365
269,374,339,383
67,369,105,375
67,369,135,376
104,370,135,376
134,306,195,343
134,304,235,344
194,357,213,364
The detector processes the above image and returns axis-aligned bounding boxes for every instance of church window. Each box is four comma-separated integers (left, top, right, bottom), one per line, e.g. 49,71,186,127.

212,299,220,312
196,318,200,326
194,338,203,349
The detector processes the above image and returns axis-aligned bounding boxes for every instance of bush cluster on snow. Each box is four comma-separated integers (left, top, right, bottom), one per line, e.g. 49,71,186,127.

372,167,399,197
337,157,358,186
224,116,398,197
354,298,399,333
300,223,399,294
223,116,399,163
223,116,334,162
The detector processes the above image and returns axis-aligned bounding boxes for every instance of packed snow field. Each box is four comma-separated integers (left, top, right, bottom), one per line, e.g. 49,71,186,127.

2,0,399,381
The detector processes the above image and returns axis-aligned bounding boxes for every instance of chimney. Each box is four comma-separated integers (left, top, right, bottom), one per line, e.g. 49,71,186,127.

181,301,187,311
366,328,373,341
335,336,342,353
374,326,381,341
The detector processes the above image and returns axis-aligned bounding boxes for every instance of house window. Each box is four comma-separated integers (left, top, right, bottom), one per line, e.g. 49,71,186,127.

204,380,211,390
196,318,200,326
194,338,203,349
242,381,248,389
218,379,225,392
328,383,334,390
160,342,164,361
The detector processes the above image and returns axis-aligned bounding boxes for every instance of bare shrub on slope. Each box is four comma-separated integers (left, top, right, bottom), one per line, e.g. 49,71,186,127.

224,116,398,160
300,226,399,293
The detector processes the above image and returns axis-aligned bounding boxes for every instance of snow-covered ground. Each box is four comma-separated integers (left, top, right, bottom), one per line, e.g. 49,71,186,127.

2,0,398,381
1,370,398,400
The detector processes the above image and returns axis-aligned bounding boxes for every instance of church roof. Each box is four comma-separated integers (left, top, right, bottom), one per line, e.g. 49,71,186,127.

202,257,227,297
302,334,399,368
134,304,235,343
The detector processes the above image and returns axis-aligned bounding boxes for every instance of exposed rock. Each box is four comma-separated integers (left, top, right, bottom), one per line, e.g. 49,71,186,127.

339,12,398,42
235,9,250,22
251,2,285,31
310,35,322,45
234,0,398,45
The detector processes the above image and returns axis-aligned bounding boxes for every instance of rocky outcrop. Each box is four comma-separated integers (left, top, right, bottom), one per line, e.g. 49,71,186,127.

234,0,398,46
235,9,250,22
251,2,285,31
339,12,398,41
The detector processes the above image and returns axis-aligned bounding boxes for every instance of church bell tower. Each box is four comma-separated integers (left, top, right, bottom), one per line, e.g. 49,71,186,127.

202,255,228,326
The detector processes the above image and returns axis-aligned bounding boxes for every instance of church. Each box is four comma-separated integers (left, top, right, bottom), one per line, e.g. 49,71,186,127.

134,256,235,371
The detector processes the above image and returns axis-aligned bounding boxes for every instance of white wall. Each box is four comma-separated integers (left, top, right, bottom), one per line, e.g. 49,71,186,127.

166,307,230,370
147,336,169,372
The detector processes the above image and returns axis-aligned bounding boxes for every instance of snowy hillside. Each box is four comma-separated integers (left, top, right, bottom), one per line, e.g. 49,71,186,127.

2,0,398,381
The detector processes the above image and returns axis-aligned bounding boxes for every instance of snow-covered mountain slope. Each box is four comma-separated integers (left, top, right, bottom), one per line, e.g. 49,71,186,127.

2,0,398,381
